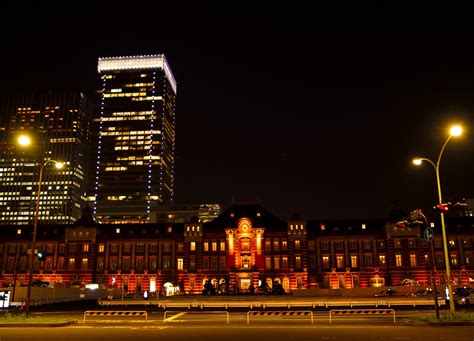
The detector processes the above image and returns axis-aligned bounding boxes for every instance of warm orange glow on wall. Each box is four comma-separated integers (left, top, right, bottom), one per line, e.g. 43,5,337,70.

256,230,262,255
238,218,252,231
227,231,234,255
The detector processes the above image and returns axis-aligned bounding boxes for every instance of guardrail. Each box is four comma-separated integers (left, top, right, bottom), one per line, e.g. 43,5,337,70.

99,298,444,309
247,310,314,324
83,310,148,323
163,311,229,324
329,309,396,324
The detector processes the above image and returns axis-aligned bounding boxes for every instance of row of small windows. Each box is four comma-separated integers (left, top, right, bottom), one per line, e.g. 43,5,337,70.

289,224,304,230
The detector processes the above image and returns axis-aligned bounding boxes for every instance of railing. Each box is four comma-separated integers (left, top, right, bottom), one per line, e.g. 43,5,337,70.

329,309,396,324
99,298,444,309
247,310,314,324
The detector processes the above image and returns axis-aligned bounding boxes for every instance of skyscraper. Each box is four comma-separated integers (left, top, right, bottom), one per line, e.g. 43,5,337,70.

0,92,93,225
93,54,176,223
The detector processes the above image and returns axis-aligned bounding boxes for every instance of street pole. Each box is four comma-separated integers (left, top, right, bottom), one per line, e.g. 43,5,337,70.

24,159,63,316
430,238,440,318
12,251,19,303
25,160,46,317
419,211,440,319
413,129,459,316
436,136,456,316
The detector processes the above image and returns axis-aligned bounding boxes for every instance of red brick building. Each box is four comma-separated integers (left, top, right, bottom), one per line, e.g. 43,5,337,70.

1,201,473,293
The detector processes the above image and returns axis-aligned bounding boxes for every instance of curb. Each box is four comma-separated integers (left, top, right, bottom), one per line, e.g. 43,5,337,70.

0,320,77,328
401,319,474,327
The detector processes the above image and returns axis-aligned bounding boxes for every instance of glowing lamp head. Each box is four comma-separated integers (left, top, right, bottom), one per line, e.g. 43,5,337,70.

54,162,64,170
17,135,31,147
450,125,462,137
412,158,423,166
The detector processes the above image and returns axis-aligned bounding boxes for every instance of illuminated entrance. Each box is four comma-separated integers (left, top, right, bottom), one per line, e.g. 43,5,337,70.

240,278,251,291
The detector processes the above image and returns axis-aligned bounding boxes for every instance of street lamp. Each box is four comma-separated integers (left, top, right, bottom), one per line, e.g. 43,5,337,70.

17,134,32,147
19,134,64,316
412,124,463,316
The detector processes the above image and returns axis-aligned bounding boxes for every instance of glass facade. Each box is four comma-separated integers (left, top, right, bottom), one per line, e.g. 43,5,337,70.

94,55,176,223
0,92,93,225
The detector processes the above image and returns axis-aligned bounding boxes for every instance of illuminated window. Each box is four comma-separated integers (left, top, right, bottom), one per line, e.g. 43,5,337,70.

410,254,417,266
17,229,21,235
204,242,209,251
265,256,272,269
116,228,120,234
68,257,75,270
295,256,302,269
395,254,402,267
281,241,287,250
177,243,183,253
273,240,280,251
274,256,280,269
282,256,288,269
336,255,344,268
167,226,172,233
81,257,88,269
322,256,330,268
212,242,217,252
295,240,301,250
450,253,458,265
241,240,250,252
265,240,271,251
190,242,196,251
361,224,366,230
177,258,184,270
220,241,225,251
98,244,105,253
351,255,358,268
241,256,251,269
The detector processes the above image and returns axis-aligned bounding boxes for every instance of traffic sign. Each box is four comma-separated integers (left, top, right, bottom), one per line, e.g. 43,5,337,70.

424,227,434,242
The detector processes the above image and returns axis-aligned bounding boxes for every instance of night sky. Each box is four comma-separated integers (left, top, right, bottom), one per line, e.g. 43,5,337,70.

1,3,474,220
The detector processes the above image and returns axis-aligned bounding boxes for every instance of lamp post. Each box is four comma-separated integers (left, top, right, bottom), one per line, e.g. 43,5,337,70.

24,159,63,316
17,134,64,316
412,125,463,316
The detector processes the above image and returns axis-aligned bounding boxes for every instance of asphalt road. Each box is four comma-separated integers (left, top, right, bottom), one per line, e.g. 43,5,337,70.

1,325,473,341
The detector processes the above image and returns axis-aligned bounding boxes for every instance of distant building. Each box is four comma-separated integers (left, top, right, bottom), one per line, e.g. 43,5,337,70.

0,92,93,225
92,54,177,224
155,204,221,223
462,199,474,217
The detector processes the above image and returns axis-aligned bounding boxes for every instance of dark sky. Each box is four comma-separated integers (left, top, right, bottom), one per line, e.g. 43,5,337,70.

1,3,474,220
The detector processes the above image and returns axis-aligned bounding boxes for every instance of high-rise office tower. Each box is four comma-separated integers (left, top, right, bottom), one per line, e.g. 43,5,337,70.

93,54,176,223
0,92,93,225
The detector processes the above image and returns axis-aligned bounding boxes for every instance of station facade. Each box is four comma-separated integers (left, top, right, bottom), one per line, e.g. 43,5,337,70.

1,201,473,294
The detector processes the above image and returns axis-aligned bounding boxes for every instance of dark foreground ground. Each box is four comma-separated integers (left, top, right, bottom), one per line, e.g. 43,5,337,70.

1,324,474,341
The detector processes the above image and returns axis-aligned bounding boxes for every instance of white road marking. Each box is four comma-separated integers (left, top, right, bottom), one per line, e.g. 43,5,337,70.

164,311,187,323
